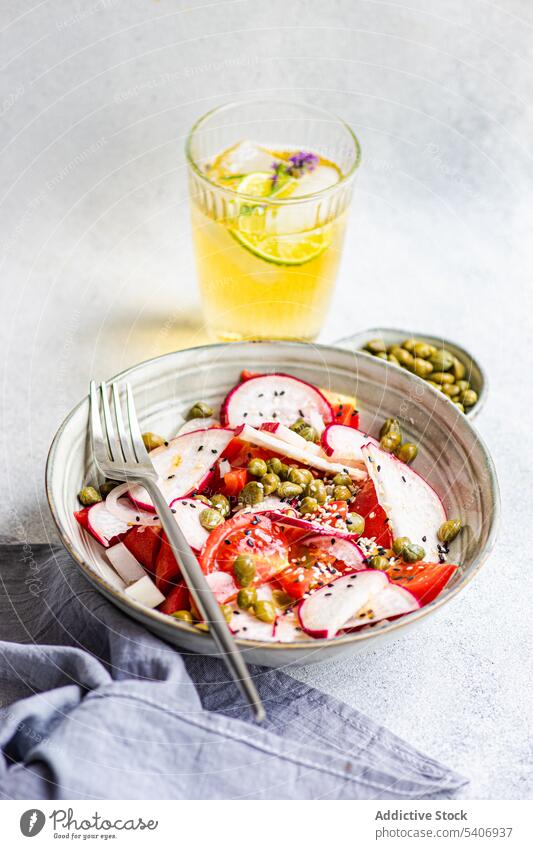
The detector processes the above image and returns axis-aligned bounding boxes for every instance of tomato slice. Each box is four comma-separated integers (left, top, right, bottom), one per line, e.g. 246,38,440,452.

352,479,393,548
221,468,248,497
154,532,182,594
123,526,161,574
277,537,356,600
199,513,289,584
332,402,359,429
388,561,457,605
159,582,190,615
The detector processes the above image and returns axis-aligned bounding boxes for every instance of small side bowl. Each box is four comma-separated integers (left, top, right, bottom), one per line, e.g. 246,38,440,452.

335,327,486,419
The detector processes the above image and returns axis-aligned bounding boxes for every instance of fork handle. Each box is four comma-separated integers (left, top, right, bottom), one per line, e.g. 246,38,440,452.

143,481,265,723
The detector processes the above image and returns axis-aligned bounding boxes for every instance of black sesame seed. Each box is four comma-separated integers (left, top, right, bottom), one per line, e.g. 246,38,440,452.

422,535,427,542
377,465,381,472
164,441,169,447
135,515,140,522
246,539,254,548
211,448,218,454
198,445,204,452
324,592,332,597
171,508,176,514
167,474,175,480
402,476,406,483
224,539,231,545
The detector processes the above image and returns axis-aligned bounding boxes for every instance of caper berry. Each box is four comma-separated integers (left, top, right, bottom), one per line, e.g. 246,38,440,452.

392,536,411,556
277,481,303,499
402,543,425,563
395,442,418,464
254,600,276,624
333,485,352,501
142,431,166,451
380,432,402,452
210,493,230,517
99,480,120,498
413,357,434,378
267,457,284,476
172,610,194,623
392,347,415,368
402,338,418,352
77,486,102,506
289,467,313,486
369,555,390,571
272,589,293,610
376,351,389,360
387,353,400,366
199,507,225,532
193,493,212,505
429,350,454,372
289,418,307,434
346,512,365,535
237,587,257,609
456,380,470,393
300,496,319,515
442,383,461,397
247,457,268,478
298,425,319,443
438,519,462,544
432,371,456,385
306,479,327,503
461,389,478,408
365,338,387,354
380,417,402,439
186,401,214,420
413,342,433,359
233,554,256,587
453,401,465,413
239,481,264,506
332,473,352,487
220,604,233,623
452,357,466,381
261,472,280,495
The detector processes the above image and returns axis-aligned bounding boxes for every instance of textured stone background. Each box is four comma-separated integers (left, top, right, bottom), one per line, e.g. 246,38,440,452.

0,0,532,799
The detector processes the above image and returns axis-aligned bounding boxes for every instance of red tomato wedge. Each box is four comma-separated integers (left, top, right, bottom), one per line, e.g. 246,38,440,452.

221,468,248,497
388,561,457,605
159,582,190,615
276,541,353,600
240,369,261,382
352,479,393,548
331,402,359,429
199,513,289,584
123,526,161,575
154,532,182,594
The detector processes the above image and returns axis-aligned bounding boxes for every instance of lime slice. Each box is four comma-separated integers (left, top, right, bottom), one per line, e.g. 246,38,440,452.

231,226,332,266
236,171,298,199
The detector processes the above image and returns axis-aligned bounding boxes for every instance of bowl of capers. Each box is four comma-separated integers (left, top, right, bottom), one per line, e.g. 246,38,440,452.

335,328,486,418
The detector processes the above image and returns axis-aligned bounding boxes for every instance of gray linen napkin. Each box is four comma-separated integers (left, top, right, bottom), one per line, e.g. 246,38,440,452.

0,544,467,800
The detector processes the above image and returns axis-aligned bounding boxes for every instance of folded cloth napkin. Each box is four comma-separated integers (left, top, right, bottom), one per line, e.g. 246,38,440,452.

0,544,467,800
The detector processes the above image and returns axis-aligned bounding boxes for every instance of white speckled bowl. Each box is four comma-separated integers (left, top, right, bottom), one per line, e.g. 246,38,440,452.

46,341,499,667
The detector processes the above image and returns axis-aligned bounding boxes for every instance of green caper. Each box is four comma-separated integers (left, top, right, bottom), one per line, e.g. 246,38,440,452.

392,347,415,369
99,480,120,498
395,442,418,464
261,472,280,495
210,493,230,517
186,401,214,420
456,380,470,393
239,481,264,506
438,519,462,544
193,493,212,505
77,486,102,506
195,622,209,632
142,431,166,451
332,473,352,487
272,589,293,610
376,351,389,360
220,604,233,623
199,507,225,532
380,433,402,452
289,418,307,434
432,371,456,385
380,417,402,439
442,383,461,397
429,350,454,372
247,457,268,477
387,353,400,366
346,512,365,535
413,357,434,378
426,380,440,390
452,357,466,381
267,457,284,476
306,479,327,503
288,467,313,486
172,610,194,623
461,389,478,408
233,554,256,587
365,338,387,354
402,543,425,563
298,425,319,443
277,481,303,499
254,600,276,623
369,555,390,571
413,342,433,359
401,338,418,352
392,536,411,556
299,496,319,515
453,401,465,413
237,587,257,609
333,485,352,501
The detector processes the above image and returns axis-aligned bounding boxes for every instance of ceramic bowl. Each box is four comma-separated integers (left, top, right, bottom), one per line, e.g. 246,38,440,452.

335,328,486,418
46,341,499,667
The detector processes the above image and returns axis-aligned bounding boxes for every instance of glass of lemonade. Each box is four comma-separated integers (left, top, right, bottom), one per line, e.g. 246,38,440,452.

186,99,361,341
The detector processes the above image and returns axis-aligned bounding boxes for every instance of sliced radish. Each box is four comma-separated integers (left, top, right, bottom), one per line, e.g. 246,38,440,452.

265,510,354,540
106,483,161,526
273,610,312,642
221,373,334,429
237,424,367,481
106,542,146,585
298,570,389,638
204,570,238,603
343,583,420,630
170,498,210,551
321,424,378,462
177,417,220,435
129,427,234,511
260,422,323,456
229,608,277,641
301,534,366,570
84,502,130,548
124,575,165,608
362,443,446,561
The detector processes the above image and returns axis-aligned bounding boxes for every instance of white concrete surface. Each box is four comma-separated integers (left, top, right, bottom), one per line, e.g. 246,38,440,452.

1,0,532,799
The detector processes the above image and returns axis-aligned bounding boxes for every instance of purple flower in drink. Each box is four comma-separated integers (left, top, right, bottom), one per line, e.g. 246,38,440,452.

287,150,319,177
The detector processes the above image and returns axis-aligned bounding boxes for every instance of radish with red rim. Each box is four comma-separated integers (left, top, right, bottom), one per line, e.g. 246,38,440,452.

298,570,389,638
343,583,420,630
321,424,378,462
221,373,334,429
75,502,130,548
260,421,323,455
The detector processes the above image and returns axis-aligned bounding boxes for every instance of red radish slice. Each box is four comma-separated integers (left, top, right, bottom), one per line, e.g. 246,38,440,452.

362,443,446,561
229,608,277,641
260,422,323,456
343,583,420,630
237,424,367,481
177,417,219,436
106,542,146,585
129,427,234,511
221,373,334,429
205,571,238,603
302,534,366,570
298,570,389,638
273,610,312,642
124,575,165,608
106,483,161,526
81,502,130,548
170,498,210,551
322,424,378,462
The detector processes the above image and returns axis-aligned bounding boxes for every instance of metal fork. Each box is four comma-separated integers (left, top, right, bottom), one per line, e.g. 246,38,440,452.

89,379,265,722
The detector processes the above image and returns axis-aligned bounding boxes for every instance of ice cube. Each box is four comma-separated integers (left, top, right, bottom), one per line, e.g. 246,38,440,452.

212,140,279,177
290,164,340,197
